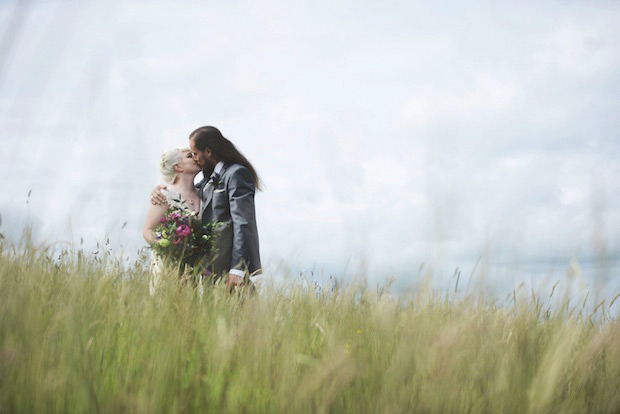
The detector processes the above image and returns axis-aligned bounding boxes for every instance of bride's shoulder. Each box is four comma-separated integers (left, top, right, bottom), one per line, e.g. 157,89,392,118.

161,188,177,197
162,188,191,210
161,188,181,203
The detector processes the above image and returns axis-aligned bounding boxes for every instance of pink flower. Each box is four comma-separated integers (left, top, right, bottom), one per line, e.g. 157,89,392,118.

160,217,166,223
176,224,191,238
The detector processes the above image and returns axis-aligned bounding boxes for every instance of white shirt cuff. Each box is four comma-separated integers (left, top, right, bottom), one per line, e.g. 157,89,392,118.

229,269,245,277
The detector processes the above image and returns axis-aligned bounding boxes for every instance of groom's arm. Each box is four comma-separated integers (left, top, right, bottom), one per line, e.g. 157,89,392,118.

227,166,259,281
150,185,167,205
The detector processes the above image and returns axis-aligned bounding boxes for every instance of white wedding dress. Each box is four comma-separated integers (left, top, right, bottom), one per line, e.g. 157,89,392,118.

149,189,202,296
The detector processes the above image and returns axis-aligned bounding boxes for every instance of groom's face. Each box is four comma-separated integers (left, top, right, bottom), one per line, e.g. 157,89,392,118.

189,139,206,167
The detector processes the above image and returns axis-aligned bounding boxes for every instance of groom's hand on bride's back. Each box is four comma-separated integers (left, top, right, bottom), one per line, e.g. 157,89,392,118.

150,185,167,205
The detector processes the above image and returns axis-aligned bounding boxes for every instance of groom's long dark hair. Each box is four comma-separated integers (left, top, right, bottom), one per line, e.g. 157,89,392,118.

190,126,262,190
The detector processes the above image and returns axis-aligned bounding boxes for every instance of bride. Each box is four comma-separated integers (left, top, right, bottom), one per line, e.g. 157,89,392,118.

143,148,202,293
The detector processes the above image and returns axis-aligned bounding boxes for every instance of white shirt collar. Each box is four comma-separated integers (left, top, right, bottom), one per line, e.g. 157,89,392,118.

213,161,225,175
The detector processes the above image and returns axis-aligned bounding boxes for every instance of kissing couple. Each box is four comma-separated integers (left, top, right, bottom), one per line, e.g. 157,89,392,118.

143,126,261,291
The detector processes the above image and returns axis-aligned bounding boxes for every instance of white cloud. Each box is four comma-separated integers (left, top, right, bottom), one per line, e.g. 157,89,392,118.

0,0,619,292
400,76,518,127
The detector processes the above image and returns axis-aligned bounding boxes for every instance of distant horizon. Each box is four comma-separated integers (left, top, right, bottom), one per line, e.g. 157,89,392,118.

2,211,617,303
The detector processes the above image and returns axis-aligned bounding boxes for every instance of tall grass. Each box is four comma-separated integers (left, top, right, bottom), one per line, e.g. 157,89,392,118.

1,240,619,413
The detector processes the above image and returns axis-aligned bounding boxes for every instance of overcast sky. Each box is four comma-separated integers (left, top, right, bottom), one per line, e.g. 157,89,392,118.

0,0,618,292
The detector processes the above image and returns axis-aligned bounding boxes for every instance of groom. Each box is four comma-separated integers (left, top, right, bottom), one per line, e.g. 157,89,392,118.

152,126,262,288
189,126,262,287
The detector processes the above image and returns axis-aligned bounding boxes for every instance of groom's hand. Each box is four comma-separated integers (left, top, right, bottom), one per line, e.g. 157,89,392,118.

150,185,167,205
225,273,244,290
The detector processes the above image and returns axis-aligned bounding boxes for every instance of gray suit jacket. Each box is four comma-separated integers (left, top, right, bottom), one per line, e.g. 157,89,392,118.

199,163,261,276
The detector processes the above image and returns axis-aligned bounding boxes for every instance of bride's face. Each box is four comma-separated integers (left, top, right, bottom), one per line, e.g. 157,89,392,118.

178,150,201,175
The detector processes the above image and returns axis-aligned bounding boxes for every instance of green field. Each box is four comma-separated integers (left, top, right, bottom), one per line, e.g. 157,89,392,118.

1,241,619,413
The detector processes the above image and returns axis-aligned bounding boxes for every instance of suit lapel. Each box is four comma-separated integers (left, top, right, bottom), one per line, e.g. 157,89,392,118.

201,182,214,218
218,163,230,179
201,163,229,220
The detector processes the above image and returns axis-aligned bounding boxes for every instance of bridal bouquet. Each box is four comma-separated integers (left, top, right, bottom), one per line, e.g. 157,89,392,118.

151,208,217,272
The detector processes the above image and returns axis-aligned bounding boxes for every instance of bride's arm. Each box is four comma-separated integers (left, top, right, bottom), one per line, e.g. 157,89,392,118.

143,202,169,244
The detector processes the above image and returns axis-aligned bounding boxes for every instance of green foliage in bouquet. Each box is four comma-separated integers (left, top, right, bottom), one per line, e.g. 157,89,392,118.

151,206,217,272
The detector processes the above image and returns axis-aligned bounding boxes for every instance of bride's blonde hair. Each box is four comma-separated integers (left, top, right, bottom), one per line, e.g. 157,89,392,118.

160,148,190,184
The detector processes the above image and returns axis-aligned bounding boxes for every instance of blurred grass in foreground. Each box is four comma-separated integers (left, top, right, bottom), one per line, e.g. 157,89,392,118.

0,240,619,414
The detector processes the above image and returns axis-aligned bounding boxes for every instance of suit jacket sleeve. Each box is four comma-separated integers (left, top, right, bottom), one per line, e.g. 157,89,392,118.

227,166,259,272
